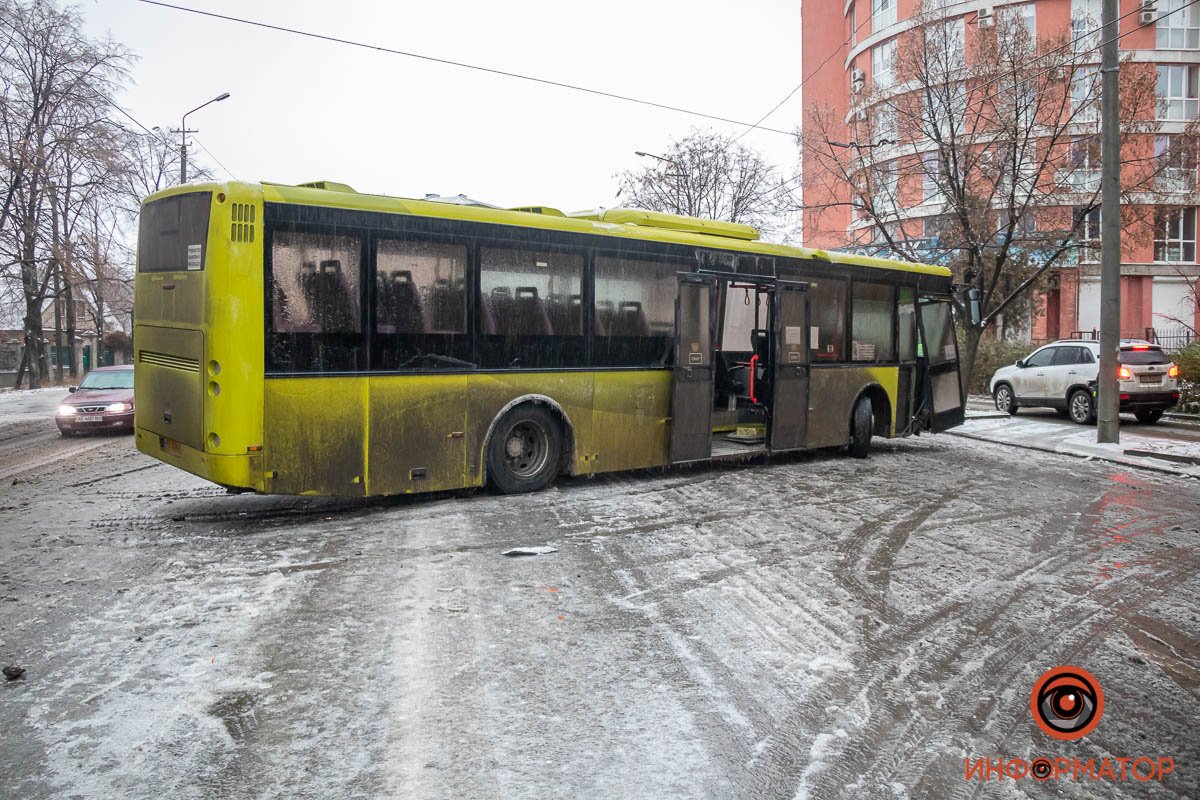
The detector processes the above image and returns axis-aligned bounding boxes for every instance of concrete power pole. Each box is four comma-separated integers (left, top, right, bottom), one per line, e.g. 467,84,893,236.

1097,0,1121,443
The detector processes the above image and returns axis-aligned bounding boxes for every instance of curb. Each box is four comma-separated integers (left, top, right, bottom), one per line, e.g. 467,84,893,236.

948,429,1198,478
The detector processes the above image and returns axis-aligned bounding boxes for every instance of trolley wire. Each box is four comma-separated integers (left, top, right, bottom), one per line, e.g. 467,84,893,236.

136,0,798,137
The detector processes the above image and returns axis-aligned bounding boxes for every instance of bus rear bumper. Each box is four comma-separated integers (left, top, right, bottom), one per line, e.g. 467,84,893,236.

135,428,263,492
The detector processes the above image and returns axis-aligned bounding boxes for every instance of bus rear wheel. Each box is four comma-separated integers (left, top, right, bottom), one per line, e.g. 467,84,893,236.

487,405,563,494
849,396,873,459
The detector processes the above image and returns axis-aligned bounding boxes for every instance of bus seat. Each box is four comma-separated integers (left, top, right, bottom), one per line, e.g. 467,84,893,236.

381,270,429,334
310,259,355,331
512,286,553,336
569,294,605,335
430,277,465,333
714,352,747,400
596,300,615,333
751,328,769,361
611,301,650,337
488,287,514,331
545,292,572,335
479,291,497,335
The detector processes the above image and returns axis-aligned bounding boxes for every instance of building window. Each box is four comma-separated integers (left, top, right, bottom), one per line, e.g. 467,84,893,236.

1158,65,1200,120
1070,66,1099,121
922,152,943,203
998,141,1039,197
872,0,895,31
1154,207,1197,262
1156,135,1198,191
923,82,966,140
999,3,1036,43
1158,0,1200,49
849,2,857,46
872,161,898,211
872,39,896,89
874,103,897,144
1067,137,1101,191
1071,0,1101,50
1074,206,1100,263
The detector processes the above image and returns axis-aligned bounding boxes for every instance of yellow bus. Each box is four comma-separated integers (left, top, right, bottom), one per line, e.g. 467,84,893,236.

133,180,966,496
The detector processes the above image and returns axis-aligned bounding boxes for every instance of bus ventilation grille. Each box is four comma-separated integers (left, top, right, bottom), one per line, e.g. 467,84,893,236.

139,350,200,373
231,202,256,243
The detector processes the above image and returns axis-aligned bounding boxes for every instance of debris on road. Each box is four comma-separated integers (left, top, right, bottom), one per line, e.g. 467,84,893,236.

3,665,26,681
501,545,558,557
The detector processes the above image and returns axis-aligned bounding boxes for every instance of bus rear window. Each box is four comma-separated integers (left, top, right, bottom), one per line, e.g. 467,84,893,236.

1119,347,1171,365
138,192,212,272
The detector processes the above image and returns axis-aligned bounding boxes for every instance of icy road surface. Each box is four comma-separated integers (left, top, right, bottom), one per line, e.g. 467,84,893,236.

1,393,1198,799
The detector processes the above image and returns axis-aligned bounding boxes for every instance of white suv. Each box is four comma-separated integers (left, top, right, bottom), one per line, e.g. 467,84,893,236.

989,339,1180,425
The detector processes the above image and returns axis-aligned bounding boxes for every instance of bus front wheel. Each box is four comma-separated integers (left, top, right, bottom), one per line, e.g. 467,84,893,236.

849,396,873,459
487,405,563,494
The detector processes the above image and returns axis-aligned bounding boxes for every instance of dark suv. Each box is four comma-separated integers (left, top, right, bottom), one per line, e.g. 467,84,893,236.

55,365,135,436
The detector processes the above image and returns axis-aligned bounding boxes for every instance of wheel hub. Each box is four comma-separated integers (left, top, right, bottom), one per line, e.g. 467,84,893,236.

506,434,525,459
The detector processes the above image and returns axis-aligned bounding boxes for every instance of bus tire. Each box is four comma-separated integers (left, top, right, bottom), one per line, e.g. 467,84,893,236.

849,396,873,459
487,404,563,494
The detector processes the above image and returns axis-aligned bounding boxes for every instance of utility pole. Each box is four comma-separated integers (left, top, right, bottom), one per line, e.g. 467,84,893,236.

1097,0,1121,443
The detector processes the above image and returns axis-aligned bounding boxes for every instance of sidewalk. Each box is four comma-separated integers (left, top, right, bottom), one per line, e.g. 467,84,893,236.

954,408,1200,478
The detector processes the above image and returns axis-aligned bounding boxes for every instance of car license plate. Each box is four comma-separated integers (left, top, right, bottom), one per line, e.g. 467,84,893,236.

1138,375,1160,384
75,415,103,422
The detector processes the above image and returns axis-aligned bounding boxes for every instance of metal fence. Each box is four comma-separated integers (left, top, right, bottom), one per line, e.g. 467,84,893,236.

1068,328,1196,352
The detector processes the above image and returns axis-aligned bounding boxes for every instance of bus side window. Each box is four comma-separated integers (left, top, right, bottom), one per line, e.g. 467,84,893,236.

850,281,896,363
808,278,847,361
479,246,585,369
373,238,470,371
594,254,683,368
268,230,363,372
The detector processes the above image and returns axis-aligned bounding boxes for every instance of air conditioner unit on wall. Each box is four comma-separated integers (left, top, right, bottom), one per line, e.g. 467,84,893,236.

977,7,994,27
851,67,865,92
1142,0,1158,24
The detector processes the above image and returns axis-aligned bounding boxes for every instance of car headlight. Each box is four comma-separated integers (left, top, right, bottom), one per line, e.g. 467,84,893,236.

57,405,75,416
106,402,131,412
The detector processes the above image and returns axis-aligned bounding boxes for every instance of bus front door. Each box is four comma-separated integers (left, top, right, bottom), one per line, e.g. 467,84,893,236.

917,298,966,431
769,281,810,451
669,274,717,463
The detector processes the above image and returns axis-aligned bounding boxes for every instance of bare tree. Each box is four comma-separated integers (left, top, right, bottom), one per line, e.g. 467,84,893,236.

802,7,1187,385
618,129,798,241
0,0,131,387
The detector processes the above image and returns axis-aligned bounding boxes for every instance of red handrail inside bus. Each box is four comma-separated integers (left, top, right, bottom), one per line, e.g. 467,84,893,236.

748,354,758,404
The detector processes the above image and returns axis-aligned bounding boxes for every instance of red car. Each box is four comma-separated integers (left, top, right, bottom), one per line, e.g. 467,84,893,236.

55,365,135,436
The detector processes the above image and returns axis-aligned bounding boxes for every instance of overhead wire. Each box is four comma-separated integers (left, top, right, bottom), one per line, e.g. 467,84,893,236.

135,0,798,137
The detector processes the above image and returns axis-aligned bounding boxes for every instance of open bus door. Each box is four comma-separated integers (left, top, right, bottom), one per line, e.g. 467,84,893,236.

769,281,810,452
916,297,965,431
669,273,717,463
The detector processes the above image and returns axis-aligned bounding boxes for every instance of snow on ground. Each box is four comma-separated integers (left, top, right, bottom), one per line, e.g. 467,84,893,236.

1,397,1198,798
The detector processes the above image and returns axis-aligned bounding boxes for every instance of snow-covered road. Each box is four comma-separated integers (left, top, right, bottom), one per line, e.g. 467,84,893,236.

1,391,1197,798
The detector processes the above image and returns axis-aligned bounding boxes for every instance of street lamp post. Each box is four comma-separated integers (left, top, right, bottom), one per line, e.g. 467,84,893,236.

177,92,230,183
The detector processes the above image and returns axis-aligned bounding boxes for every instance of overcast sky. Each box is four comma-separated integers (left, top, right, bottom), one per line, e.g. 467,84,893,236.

83,0,804,213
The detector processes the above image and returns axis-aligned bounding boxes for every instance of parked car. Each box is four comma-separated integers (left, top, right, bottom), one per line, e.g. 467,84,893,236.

55,365,135,436
989,340,1179,425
